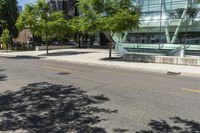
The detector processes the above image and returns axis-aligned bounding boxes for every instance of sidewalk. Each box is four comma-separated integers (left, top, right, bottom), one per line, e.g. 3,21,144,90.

1,48,200,77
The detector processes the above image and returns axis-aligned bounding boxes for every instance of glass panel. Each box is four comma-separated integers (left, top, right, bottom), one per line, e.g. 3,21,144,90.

125,0,200,50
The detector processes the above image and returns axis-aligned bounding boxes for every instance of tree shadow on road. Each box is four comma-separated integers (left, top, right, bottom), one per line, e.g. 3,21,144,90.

113,128,129,133
0,69,7,82
136,117,200,133
0,82,117,133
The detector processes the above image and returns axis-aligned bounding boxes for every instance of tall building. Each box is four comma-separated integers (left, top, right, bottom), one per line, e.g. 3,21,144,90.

17,6,22,13
47,0,77,18
47,0,93,48
116,0,200,55
127,0,200,44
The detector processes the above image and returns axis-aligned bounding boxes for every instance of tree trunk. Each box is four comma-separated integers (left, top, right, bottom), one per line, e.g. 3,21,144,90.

45,23,49,55
108,42,112,59
46,40,49,55
79,34,81,48
102,32,115,59
89,35,94,48
23,43,25,51
77,34,80,48
6,43,8,50
85,34,88,48
84,34,86,48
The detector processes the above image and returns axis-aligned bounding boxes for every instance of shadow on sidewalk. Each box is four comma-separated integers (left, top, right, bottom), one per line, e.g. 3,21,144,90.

4,55,41,60
100,57,124,62
0,69,7,82
0,82,118,133
136,117,200,133
40,51,93,56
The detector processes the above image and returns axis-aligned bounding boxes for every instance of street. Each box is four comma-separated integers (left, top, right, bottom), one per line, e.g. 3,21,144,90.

0,56,200,133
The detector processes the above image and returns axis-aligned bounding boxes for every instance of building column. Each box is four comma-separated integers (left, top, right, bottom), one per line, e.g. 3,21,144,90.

161,0,171,43
171,1,189,44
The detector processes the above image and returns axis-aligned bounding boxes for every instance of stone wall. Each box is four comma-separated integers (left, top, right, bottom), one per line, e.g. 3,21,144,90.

123,54,200,66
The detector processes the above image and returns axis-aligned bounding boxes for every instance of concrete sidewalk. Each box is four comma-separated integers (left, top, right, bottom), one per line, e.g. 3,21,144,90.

0,49,200,77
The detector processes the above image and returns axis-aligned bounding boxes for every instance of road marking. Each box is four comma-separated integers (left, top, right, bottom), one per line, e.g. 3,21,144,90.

42,66,72,73
182,88,200,93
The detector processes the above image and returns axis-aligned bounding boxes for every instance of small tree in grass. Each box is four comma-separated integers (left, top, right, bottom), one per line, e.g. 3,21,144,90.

76,0,140,58
16,0,71,54
0,28,10,50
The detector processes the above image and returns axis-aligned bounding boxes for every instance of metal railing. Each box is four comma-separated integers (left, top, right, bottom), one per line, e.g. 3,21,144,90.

166,46,184,56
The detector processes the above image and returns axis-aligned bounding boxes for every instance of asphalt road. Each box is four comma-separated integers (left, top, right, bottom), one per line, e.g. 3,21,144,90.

0,56,200,133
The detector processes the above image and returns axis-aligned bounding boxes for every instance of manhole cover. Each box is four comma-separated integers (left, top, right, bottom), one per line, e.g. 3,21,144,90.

57,72,70,75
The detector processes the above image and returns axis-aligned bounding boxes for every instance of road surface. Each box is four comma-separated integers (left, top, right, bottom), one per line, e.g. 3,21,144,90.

0,56,200,133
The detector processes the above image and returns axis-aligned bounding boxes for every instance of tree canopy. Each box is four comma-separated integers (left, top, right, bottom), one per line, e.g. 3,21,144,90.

16,0,72,54
0,28,10,49
16,0,140,56
75,0,140,38
16,0,72,41
0,0,18,37
73,0,140,58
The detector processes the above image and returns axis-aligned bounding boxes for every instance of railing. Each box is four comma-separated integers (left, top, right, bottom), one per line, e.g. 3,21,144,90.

115,42,200,56
166,46,183,56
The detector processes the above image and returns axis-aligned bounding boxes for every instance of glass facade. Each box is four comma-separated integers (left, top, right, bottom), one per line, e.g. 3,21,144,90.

47,0,77,18
126,0,200,45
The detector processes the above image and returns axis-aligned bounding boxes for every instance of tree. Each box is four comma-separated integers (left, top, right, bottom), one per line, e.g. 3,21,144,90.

76,0,140,58
16,0,71,54
69,16,96,47
0,0,18,37
50,12,73,44
0,28,10,49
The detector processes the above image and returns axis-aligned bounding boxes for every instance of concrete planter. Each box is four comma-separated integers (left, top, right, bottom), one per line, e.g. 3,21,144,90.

160,57,178,64
177,58,197,66
123,54,200,66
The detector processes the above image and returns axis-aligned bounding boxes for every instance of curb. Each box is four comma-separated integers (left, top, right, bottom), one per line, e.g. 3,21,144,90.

41,57,200,78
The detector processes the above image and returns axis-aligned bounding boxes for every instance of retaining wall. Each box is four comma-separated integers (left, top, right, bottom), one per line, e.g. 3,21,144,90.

123,54,200,66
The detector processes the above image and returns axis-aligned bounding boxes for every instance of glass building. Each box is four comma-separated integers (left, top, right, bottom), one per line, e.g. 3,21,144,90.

47,0,77,18
117,0,200,55
47,0,200,54
17,6,23,13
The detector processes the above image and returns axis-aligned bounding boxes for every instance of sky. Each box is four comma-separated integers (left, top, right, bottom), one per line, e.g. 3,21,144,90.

17,0,36,7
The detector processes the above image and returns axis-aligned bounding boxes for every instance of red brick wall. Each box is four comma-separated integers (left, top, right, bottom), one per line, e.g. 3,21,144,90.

14,29,32,43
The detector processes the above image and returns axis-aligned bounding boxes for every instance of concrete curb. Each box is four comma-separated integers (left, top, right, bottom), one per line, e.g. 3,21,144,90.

40,57,200,78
